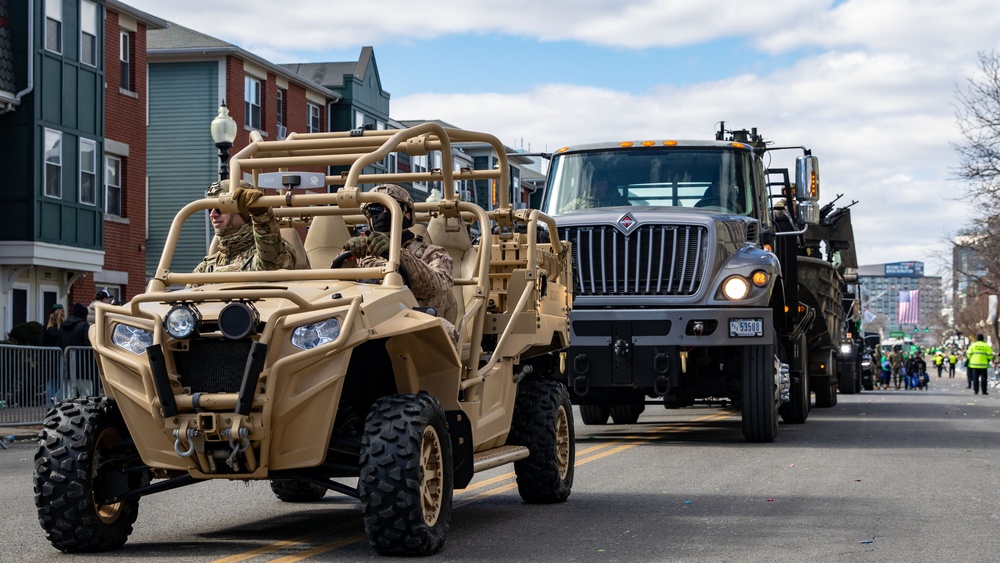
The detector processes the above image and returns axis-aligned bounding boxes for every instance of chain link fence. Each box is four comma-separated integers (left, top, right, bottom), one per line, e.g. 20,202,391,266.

0,345,103,426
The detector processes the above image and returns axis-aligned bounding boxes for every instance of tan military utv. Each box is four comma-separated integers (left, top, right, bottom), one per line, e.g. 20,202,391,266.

33,123,574,556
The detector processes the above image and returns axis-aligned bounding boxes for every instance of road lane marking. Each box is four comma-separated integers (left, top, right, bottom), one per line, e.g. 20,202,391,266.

213,410,736,561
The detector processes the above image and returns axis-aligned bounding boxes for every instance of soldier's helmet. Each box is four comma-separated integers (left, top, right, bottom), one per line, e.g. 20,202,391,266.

206,179,256,221
365,183,414,217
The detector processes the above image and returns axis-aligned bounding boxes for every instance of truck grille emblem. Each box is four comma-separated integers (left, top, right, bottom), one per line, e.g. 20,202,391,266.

617,212,637,234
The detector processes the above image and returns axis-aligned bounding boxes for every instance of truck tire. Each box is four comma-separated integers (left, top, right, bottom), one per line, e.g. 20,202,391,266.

34,397,143,552
579,404,610,425
779,335,809,424
508,379,574,503
270,479,327,502
814,375,838,407
840,365,858,394
610,403,645,425
742,344,779,443
360,393,453,556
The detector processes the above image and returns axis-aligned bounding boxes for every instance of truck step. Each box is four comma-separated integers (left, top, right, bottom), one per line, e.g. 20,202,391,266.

472,445,529,473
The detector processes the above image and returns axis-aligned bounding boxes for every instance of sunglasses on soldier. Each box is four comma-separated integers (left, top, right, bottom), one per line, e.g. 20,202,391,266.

363,203,390,217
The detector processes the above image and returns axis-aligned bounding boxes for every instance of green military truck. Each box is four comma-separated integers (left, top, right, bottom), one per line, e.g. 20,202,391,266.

33,124,574,556
537,125,859,442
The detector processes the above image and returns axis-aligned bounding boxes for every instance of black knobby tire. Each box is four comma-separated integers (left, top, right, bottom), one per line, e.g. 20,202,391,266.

34,397,142,552
507,379,575,503
779,335,809,424
359,393,454,556
610,402,645,425
742,344,779,443
814,375,838,408
840,365,858,394
579,404,610,425
270,479,327,502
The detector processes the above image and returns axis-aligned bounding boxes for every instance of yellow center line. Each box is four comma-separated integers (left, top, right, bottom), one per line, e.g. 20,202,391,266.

213,410,735,562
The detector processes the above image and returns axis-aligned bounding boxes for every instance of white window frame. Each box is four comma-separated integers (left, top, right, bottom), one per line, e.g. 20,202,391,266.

80,0,98,67
44,129,62,199
307,103,321,133
79,138,97,205
119,31,132,91
244,76,262,129
105,155,122,216
412,154,428,193
45,0,62,54
355,110,365,128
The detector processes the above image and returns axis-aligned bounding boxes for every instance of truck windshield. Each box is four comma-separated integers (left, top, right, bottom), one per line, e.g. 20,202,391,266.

541,148,754,216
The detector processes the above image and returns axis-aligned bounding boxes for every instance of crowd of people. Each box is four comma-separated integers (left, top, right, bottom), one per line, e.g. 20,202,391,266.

876,333,997,395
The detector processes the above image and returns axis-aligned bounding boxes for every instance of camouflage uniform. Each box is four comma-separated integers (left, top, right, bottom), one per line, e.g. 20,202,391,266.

358,232,457,324
193,180,295,276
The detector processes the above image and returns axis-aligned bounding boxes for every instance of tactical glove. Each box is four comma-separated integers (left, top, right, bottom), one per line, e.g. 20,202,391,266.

368,231,390,258
232,187,267,215
345,236,369,257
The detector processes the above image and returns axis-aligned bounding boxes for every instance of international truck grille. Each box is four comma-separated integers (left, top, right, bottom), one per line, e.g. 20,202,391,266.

173,338,253,393
561,224,707,297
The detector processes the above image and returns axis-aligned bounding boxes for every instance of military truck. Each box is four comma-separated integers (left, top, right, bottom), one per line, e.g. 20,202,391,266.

537,125,858,442
33,124,574,556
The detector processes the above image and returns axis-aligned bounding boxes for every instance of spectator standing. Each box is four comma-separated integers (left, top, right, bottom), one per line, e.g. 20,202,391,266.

966,334,994,395
57,304,91,399
87,290,111,324
40,305,65,347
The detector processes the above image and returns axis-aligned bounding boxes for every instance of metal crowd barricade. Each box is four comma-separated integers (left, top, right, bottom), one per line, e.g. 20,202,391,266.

0,344,103,426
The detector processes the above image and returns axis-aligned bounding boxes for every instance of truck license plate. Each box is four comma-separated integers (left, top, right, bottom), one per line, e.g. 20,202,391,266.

729,318,763,337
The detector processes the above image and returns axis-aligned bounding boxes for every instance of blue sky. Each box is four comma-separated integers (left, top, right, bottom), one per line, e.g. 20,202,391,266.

125,0,1000,274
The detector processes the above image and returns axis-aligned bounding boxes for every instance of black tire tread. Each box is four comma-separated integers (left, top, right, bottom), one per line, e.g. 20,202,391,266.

742,344,779,443
508,379,575,503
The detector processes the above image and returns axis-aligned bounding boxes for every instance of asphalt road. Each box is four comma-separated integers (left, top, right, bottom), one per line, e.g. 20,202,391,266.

3,374,998,562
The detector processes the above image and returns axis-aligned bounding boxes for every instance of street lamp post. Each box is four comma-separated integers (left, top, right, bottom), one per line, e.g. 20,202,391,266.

210,100,238,181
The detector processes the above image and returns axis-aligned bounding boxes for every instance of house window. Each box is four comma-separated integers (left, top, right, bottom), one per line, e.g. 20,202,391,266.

80,139,97,205
44,129,62,198
307,103,321,133
276,89,287,138
355,110,365,128
45,0,62,53
119,31,132,91
80,0,98,67
412,154,428,192
106,156,122,216
244,76,261,129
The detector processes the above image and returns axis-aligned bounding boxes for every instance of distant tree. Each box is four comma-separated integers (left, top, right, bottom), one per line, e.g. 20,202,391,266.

952,50,1000,342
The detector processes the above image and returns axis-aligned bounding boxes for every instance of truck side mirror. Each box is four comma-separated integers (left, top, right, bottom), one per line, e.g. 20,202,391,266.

795,155,820,202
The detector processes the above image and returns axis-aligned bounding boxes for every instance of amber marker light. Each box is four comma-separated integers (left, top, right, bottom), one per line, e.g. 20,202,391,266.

556,147,569,153
619,141,634,147
641,141,656,147
731,142,745,149
763,243,773,252
752,270,769,287
663,140,678,146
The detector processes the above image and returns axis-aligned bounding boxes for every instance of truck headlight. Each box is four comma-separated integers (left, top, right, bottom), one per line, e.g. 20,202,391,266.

722,276,750,300
112,324,153,354
291,318,341,350
840,343,852,355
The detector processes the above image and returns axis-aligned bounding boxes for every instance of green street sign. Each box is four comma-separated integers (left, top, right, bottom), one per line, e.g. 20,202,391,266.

889,331,905,338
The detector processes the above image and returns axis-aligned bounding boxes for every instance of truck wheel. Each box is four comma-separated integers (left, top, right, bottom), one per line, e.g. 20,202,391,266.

507,380,574,503
270,479,327,502
610,402,645,425
579,404,610,425
742,344,779,443
779,335,809,424
360,393,453,556
34,397,142,552
814,376,838,407
840,365,858,394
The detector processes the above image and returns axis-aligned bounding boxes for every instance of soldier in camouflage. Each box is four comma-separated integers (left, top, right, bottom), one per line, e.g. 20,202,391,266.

193,179,296,276
342,184,459,344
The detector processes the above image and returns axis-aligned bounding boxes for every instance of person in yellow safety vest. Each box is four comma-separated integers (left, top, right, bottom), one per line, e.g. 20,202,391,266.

966,334,995,395
948,352,958,378
934,352,944,378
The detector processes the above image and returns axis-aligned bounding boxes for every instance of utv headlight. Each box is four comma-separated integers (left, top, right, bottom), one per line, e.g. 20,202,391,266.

291,318,341,350
164,305,200,339
112,324,153,354
722,276,751,300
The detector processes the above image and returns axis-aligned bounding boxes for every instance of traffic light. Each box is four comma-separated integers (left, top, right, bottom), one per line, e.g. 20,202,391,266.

924,328,930,333
913,327,918,333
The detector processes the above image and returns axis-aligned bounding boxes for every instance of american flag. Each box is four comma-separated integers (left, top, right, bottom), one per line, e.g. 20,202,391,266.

897,290,919,324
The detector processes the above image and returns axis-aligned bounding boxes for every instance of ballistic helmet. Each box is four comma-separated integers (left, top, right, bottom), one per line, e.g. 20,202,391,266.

206,179,257,221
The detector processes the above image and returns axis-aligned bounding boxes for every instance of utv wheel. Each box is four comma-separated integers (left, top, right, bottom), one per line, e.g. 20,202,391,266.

579,404,610,425
742,344,779,443
360,393,453,556
270,479,327,502
507,380,574,503
34,397,144,552
610,402,645,425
